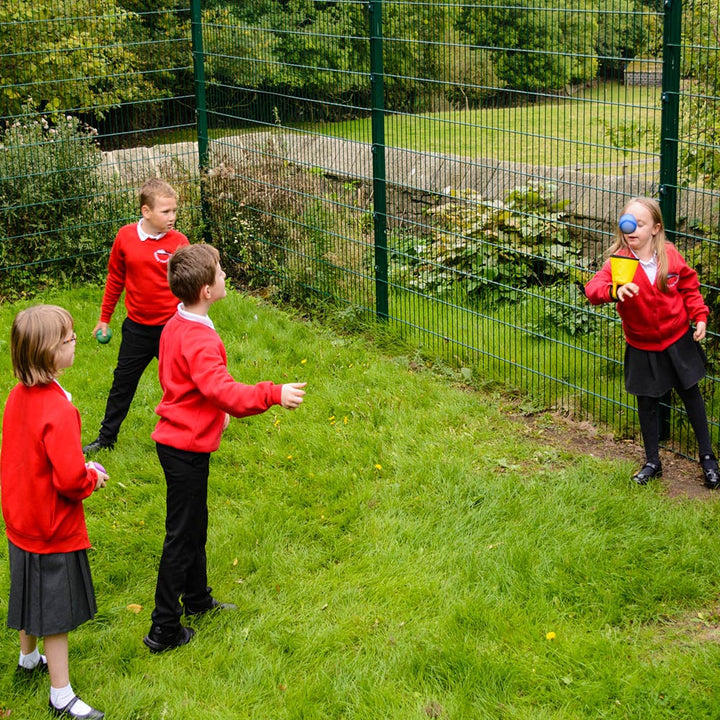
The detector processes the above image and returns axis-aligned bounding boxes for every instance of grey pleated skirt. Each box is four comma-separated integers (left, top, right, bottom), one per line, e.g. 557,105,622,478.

7,540,96,636
624,327,707,398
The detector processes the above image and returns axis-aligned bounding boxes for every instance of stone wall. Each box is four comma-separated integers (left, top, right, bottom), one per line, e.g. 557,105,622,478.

99,131,717,231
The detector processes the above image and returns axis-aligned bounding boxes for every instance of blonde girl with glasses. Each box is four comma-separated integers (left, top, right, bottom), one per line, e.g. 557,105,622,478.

1,305,109,719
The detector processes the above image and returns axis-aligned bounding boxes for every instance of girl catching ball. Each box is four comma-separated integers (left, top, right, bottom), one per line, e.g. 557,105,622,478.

585,197,720,488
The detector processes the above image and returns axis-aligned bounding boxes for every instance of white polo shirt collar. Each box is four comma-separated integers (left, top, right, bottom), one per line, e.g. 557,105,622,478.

137,219,166,242
177,303,215,330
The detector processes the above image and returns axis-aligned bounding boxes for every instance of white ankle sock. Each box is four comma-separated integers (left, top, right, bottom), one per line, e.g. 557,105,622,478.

50,684,93,714
18,648,44,669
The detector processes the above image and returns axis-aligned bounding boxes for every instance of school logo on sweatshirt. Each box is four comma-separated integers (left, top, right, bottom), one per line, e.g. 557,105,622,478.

154,249,172,264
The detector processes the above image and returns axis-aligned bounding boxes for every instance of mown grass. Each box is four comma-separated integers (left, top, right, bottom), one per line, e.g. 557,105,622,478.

1,287,720,719
161,82,660,172
293,82,662,170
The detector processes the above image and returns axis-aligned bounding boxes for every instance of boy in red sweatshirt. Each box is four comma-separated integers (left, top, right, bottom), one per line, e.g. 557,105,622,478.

84,178,190,454
143,243,306,652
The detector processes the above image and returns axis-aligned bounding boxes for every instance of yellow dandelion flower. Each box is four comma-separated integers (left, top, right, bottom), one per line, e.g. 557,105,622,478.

546,631,556,640
375,464,382,470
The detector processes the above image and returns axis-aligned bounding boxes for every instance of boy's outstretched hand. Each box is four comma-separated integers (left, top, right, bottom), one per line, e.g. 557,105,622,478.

281,382,307,409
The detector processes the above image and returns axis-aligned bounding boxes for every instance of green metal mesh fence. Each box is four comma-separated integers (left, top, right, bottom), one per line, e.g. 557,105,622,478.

2,0,720,460
0,0,202,297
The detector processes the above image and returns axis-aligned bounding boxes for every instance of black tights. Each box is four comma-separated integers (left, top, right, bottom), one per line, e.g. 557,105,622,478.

637,385,713,465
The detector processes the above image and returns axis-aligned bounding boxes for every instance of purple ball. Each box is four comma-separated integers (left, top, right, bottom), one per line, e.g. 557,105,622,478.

90,461,107,475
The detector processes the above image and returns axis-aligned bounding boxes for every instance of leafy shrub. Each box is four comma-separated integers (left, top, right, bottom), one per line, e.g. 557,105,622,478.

204,145,372,307
218,208,290,291
390,183,579,304
684,236,720,358
534,282,601,337
0,101,113,299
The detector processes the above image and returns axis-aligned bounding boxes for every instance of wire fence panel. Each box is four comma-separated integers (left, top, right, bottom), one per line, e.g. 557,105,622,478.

0,0,201,300
2,0,720,459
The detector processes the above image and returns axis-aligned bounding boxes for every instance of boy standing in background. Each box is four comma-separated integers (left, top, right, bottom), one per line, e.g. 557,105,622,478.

84,178,189,454
143,243,306,652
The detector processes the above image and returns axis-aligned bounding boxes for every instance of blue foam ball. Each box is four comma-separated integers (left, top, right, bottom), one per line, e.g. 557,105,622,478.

619,213,637,234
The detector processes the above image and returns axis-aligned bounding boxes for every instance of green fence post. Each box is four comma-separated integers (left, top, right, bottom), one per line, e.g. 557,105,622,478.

191,0,210,240
658,0,682,442
369,0,388,320
659,0,681,235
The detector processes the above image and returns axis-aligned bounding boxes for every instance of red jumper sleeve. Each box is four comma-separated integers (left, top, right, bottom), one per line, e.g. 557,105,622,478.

100,232,127,323
45,403,97,502
584,258,615,305
187,341,283,418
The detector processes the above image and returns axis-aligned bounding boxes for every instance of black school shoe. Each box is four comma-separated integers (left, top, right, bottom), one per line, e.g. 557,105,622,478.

185,598,237,617
16,656,48,675
15,655,48,677
632,461,662,485
701,454,720,489
82,437,115,455
49,696,104,719
143,624,195,653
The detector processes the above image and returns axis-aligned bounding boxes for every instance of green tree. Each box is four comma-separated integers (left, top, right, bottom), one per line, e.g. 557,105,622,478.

117,0,192,98
596,0,654,78
457,0,598,92
381,0,463,111
0,0,150,119
268,0,367,100
679,0,720,188
203,7,278,90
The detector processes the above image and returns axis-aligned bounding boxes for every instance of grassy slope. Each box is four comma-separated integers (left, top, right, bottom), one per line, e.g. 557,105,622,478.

166,82,660,171
1,288,719,719
292,82,661,170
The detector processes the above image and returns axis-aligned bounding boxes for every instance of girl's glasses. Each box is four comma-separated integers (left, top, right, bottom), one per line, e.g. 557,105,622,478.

62,333,77,345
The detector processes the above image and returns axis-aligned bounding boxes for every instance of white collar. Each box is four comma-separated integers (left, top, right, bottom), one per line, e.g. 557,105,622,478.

638,253,657,269
629,248,657,267
137,219,166,242
54,379,71,402
177,303,214,330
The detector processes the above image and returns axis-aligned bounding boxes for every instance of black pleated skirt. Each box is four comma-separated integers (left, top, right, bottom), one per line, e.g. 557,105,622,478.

625,327,707,398
7,541,97,637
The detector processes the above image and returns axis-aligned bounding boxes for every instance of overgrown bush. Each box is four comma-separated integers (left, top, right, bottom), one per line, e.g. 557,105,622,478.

390,183,580,305
0,101,115,299
204,144,373,307
684,235,720,358
533,282,601,337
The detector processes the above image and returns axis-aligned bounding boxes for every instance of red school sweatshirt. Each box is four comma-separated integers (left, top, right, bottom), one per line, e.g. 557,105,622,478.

1,382,98,553
100,223,189,326
152,312,283,453
584,243,708,351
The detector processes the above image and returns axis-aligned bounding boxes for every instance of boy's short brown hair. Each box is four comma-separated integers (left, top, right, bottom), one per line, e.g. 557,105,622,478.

11,305,74,386
139,178,177,210
168,244,220,305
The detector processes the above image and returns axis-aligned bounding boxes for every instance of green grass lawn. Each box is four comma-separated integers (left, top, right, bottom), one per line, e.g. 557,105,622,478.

1,287,720,719
293,82,662,170
162,81,661,172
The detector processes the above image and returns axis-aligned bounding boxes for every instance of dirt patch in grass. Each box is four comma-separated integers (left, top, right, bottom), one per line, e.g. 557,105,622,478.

516,410,714,500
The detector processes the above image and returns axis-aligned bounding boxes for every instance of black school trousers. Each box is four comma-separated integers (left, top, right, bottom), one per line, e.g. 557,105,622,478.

98,318,164,444
151,443,214,630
